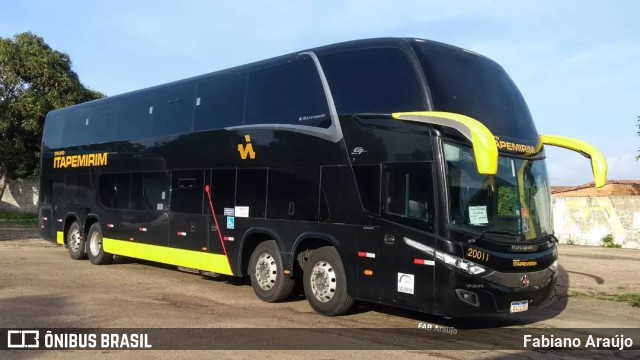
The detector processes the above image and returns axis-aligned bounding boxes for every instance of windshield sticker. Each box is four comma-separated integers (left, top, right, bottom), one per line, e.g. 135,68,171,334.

469,206,488,225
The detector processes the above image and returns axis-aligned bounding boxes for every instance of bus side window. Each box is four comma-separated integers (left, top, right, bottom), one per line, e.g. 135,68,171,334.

131,172,170,211
245,58,330,128
193,72,247,131
117,93,154,141
382,163,435,230
64,174,90,207
319,47,425,115
98,173,132,210
152,82,196,136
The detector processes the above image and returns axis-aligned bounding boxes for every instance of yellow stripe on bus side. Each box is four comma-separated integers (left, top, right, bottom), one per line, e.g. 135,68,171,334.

102,238,233,275
56,231,64,245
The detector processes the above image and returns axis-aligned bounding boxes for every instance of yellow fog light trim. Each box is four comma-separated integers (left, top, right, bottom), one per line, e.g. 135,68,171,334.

392,111,498,175
538,135,607,188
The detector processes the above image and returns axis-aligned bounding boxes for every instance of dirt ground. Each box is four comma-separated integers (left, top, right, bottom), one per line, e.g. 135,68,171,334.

1,229,639,359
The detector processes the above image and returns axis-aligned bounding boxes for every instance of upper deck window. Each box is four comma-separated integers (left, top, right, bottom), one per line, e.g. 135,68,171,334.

193,72,246,131
245,58,331,128
319,47,425,115
412,42,537,139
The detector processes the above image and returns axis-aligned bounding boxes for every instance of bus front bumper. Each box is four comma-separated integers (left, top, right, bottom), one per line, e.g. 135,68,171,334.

435,265,558,317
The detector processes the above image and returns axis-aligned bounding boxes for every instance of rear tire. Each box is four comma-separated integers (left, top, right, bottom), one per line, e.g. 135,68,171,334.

248,240,295,302
67,221,87,260
303,246,354,316
87,223,113,265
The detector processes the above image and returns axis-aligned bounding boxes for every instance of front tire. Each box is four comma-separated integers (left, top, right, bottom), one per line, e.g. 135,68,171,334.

248,240,295,302
67,221,87,260
303,246,354,316
87,223,113,265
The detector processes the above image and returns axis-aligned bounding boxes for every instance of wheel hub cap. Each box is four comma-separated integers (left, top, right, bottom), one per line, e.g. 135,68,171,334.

69,229,81,252
255,253,277,290
90,231,102,256
310,261,337,302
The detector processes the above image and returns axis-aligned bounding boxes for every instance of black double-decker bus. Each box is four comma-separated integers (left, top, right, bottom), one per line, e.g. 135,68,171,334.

38,38,606,317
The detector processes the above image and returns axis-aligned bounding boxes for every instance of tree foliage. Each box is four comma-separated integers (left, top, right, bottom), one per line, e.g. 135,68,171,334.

0,32,103,200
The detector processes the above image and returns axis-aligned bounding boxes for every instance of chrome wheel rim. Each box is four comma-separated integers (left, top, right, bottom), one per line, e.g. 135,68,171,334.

89,230,102,257
310,261,337,303
68,228,82,253
255,252,277,291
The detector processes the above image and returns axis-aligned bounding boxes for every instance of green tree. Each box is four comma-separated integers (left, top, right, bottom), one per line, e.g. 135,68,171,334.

0,32,103,201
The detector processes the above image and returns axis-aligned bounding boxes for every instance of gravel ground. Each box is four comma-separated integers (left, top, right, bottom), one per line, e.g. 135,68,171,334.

1,230,639,359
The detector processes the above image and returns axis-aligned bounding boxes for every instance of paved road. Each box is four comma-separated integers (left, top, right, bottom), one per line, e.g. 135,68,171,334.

1,230,639,359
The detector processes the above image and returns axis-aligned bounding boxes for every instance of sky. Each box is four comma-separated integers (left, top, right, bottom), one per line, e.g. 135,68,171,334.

1,0,638,186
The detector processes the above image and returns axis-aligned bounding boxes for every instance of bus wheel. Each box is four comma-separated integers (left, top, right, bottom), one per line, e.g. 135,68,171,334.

248,240,295,302
87,223,113,265
67,221,87,260
303,246,354,316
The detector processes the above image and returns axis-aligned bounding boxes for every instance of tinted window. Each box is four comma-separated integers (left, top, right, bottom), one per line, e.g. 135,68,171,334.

87,106,116,144
39,177,53,204
353,165,381,214
209,169,236,215
131,172,170,211
170,170,204,214
117,93,154,140
153,82,196,136
56,105,116,147
320,47,425,115
245,58,330,127
382,163,434,231
194,72,246,131
61,107,90,147
412,42,537,138
64,174,90,206
43,113,64,149
99,173,131,210
236,168,267,218
267,168,320,221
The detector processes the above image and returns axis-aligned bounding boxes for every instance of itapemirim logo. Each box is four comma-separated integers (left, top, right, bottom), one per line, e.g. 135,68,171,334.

237,135,256,160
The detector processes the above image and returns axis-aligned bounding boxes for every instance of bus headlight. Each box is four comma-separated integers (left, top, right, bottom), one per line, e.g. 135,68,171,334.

549,260,558,272
435,251,487,276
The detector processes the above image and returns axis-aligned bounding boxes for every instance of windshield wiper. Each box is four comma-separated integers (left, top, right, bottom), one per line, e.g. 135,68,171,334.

470,229,520,243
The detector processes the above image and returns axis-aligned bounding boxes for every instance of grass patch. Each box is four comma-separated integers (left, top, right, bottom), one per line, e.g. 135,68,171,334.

569,291,640,307
0,211,38,228
616,293,640,307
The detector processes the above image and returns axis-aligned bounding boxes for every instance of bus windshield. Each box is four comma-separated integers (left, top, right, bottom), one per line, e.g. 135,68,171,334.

444,142,552,242
412,41,537,141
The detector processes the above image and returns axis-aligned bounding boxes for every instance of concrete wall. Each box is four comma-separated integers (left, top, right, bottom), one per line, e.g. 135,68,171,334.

0,178,39,214
552,195,640,249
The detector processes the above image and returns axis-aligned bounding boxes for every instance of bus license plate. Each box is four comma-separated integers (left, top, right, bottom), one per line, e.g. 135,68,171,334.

510,300,529,313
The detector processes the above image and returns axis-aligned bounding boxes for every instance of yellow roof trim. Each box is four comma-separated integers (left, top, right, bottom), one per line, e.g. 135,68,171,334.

538,135,608,188
392,111,498,175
